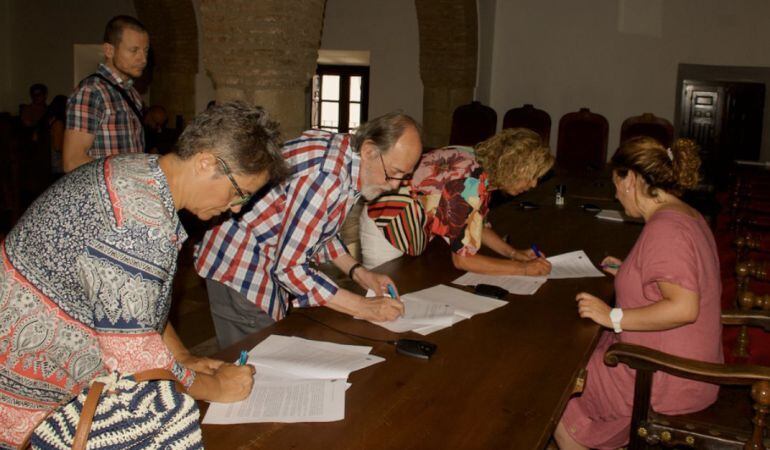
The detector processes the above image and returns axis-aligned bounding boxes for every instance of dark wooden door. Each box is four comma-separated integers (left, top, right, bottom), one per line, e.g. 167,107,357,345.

679,80,765,189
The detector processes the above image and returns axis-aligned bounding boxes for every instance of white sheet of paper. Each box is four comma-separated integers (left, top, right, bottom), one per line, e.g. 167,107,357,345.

367,293,456,333
402,284,508,318
202,377,346,424
546,250,604,279
596,209,624,222
453,250,603,293
453,272,547,295
365,285,506,334
248,335,384,379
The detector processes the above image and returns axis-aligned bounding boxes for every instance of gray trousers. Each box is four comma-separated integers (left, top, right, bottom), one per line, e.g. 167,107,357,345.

206,278,275,350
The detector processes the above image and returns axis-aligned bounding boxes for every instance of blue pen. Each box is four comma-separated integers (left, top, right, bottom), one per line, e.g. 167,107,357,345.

386,284,398,299
238,350,248,366
531,244,543,258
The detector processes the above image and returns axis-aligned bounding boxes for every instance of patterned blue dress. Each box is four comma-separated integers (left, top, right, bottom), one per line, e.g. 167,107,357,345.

0,154,195,448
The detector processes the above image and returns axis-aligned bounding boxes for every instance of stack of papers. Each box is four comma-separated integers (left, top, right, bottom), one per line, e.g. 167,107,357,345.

367,284,507,335
453,250,604,295
203,335,384,424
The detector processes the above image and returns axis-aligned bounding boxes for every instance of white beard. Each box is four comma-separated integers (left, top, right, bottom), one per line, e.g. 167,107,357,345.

361,184,391,201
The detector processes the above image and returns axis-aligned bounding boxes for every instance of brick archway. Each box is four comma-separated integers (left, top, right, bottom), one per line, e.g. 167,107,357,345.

198,0,326,138
415,0,478,148
134,0,198,126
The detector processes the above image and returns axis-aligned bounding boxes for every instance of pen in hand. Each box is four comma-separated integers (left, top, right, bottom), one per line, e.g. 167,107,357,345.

601,263,620,269
386,284,399,299
238,350,248,366
531,244,543,258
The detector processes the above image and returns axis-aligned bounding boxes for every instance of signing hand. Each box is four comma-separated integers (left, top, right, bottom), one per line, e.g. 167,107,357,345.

576,292,612,328
211,363,256,403
355,296,405,322
512,248,541,262
600,256,623,276
523,258,551,276
354,267,398,299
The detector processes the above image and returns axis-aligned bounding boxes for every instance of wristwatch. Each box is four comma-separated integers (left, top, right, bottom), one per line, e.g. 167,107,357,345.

610,308,624,333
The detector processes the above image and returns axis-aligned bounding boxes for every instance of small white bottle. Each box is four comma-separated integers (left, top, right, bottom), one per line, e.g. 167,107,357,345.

555,185,565,206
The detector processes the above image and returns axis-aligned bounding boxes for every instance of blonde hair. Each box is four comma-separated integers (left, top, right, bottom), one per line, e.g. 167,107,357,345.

474,128,554,189
610,136,700,197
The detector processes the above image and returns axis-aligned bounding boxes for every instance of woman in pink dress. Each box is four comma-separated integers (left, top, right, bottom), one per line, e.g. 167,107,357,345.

554,137,723,450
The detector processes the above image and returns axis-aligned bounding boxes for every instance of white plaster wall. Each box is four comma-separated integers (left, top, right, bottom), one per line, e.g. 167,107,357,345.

320,0,423,123
486,0,770,160
1,0,136,114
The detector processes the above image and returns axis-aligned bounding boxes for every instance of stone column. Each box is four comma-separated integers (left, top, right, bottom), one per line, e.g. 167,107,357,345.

415,0,478,148
135,0,199,126
199,0,326,138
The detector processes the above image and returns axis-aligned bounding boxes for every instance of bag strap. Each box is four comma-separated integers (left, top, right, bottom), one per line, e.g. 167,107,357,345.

89,73,144,125
70,369,183,450
21,369,184,449
133,368,186,393
71,381,105,450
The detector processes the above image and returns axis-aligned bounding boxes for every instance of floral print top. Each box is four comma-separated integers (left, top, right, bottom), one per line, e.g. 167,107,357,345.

411,146,490,256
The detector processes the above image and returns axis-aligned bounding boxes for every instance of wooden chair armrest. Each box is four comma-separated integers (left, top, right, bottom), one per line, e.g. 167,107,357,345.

604,342,770,386
722,309,770,331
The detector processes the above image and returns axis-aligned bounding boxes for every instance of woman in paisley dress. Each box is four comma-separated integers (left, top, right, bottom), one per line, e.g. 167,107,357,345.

0,102,288,448
360,128,554,275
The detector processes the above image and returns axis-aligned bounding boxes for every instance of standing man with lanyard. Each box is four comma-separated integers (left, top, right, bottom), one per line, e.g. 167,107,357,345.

63,15,148,172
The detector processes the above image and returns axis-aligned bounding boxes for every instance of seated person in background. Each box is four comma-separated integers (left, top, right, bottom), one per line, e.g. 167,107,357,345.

47,94,68,178
554,137,722,450
20,83,48,130
0,102,286,448
144,104,174,154
361,128,553,276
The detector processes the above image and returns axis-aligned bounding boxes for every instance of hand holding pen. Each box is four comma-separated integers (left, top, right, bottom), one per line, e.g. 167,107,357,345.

522,243,551,276
600,256,622,276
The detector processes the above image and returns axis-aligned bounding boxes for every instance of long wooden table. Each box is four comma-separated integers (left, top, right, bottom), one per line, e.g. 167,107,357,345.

201,175,642,450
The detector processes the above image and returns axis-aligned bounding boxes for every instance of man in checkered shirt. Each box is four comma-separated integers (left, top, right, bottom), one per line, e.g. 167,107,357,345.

195,113,423,348
63,15,148,172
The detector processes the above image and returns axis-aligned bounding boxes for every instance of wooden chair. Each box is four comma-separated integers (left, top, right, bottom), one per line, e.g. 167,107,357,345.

448,101,497,147
556,107,608,172
733,258,770,361
605,311,770,449
620,113,674,148
502,104,551,144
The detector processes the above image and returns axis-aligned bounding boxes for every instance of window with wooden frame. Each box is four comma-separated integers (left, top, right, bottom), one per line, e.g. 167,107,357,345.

312,65,370,133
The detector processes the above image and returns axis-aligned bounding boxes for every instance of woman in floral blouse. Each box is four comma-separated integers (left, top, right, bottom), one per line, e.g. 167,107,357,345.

361,128,553,276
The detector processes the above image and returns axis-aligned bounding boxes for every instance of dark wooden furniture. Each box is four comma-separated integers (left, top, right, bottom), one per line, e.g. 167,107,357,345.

503,104,551,144
605,311,770,450
449,101,497,146
556,108,609,173
200,178,642,450
620,112,674,148
734,259,770,360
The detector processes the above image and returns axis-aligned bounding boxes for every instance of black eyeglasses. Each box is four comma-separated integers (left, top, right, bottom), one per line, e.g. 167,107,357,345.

215,156,252,206
379,153,412,182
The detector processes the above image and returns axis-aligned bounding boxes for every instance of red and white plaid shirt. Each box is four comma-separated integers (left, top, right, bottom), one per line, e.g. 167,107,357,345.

66,63,144,158
195,130,362,321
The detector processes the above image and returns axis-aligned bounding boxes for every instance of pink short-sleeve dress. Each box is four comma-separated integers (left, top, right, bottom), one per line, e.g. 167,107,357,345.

561,209,723,449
